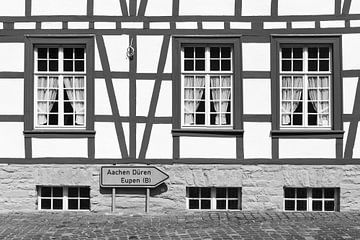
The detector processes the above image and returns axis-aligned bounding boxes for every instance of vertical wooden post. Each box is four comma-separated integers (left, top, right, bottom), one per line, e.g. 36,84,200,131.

111,187,116,212
145,188,150,213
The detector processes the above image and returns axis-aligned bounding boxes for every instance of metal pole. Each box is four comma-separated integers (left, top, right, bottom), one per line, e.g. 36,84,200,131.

145,188,150,213
111,187,115,212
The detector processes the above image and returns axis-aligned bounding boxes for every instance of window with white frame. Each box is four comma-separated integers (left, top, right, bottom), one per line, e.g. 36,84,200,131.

37,186,90,211
284,187,339,212
182,46,232,127
34,46,86,128
280,46,331,128
186,187,241,210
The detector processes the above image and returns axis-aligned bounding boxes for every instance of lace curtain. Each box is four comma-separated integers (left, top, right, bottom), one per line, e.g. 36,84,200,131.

64,77,85,125
184,76,205,125
210,76,231,125
281,76,303,125
308,76,330,126
37,77,58,125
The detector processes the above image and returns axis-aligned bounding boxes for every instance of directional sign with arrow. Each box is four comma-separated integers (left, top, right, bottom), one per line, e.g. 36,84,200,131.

100,166,169,188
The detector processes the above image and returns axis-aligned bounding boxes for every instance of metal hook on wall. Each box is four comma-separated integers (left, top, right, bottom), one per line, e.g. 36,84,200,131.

126,38,135,60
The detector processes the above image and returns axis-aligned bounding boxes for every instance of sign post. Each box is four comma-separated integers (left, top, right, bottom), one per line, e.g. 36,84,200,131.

100,166,169,213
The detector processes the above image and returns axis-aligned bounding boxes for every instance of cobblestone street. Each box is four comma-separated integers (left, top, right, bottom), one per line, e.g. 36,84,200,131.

0,211,359,239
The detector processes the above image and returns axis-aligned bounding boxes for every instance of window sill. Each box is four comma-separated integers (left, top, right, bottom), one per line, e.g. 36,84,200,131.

271,130,344,139
23,130,96,138
172,129,243,137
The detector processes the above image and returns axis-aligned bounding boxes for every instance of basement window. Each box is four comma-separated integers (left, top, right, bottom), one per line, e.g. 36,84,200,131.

186,187,241,210
37,186,90,211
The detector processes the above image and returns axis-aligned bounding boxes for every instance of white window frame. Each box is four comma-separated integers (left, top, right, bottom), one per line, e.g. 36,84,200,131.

34,45,87,129
283,187,339,212
279,46,332,129
37,186,90,211
181,45,233,128
186,187,241,211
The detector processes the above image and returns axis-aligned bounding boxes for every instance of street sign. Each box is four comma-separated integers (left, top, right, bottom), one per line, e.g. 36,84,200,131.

100,166,169,188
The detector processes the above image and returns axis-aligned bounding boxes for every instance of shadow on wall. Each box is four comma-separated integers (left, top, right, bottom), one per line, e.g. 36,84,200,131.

99,183,168,196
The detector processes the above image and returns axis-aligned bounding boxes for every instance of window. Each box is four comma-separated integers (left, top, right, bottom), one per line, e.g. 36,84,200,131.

284,187,339,212
186,187,241,210
280,46,331,128
35,46,86,128
182,46,233,127
37,186,90,211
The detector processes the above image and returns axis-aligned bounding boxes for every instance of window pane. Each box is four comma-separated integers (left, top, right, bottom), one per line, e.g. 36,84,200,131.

308,60,318,71
49,60,58,71
216,188,226,198
64,48,73,59
324,188,335,198
188,187,199,198
319,47,329,58
41,199,51,209
324,201,335,211
319,60,329,71
285,200,295,210
80,199,90,210
184,60,194,71
195,60,205,71
201,200,211,209
312,189,322,199
284,188,295,198
210,47,220,58
80,187,90,198
221,47,231,58
64,60,73,71
228,188,238,198
282,48,291,58
216,200,226,209
308,48,318,58
41,187,51,197
75,60,84,72
221,60,231,71
228,200,238,210
297,188,307,198
184,47,194,58
312,201,322,211
68,187,78,197
189,200,199,209
68,199,78,210
38,48,47,58
75,48,84,59
48,114,58,125
293,60,302,71
210,60,219,71
195,47,205,58
38,60,47,71
293,48,302,58
53,187,63,197
49,48,58,59
53,199,63,209
201,188,211,198
296,200,307,211
282,60,291,71
64,114,74,126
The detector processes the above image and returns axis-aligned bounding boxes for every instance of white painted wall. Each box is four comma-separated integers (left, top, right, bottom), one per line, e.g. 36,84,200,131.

146,124,172,158
155,81,172,117
0,79,23,114
244,123,272,158
94,78,112,115
113,79,129,117
278,0,334,15
95,122,122,158
0,0,25,16
103,35,129,72
94,0,122,16
344,122,360,158
137,36,163,73
343,78,358,114
349,0,360,14
32,139,87,158
0,43,24,72
179,0,235,15
242,0,271,16
136,80,155,116
145,0,172,16
242,43,270,71
180,137,236,158
243,79,271,114
0,123,24,158
279,139,336,158
342,34,360,70
32,0,87,15
94,40,102,71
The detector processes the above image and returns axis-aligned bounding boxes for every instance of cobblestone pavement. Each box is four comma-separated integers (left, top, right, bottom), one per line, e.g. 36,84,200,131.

0,211,360,239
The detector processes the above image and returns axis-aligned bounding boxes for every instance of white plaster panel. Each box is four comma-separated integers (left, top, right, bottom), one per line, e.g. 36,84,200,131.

113,79,129,116
136,123,146,157
279,139,336,158
68,22,89,29
14,22,36,29
320,20,345,28
0,123,24,158
242,43,270,71
291,21,315,29
230,22,252,29
94,22,116,29
342,34,360,70
155,81,172,117
242,0,271,16
145,0,172,16
0,79,23,114
163,38,172,74
41,22,62,29
343,78,358,114
103,35,129,72
94,0,122,16
149,22,170,29
146,124,172,158
32,139,87,158
95,40,102,71
95,78,112,115
202,22,224,29
349,123,360,158
0,43,24,72
349,0,360,14
32,0,87,15
278,0,334,15
263,22,287,29
350,20,360,27
243,122,272,158
137,36,163,73
176,22,198,29
180,137,236,158
0,0,25,16
243,79,271,114
179,0,235,15
121,22,143,29
136,80,154,116
95,122,122,158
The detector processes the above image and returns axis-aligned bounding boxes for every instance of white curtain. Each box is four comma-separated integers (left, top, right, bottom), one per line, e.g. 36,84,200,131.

281,76,302,125
37,76,58,125
308,76,329,126
184,76,205,125
210,76,231,125
64,77,85,125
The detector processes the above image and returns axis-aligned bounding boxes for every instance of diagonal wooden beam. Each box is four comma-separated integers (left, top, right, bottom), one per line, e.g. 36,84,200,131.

138,35,171,159
344,77,360,159
137,0,148,16
96,35,129,159
335,0,342,15
342,0,352,15
119,0,129,17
